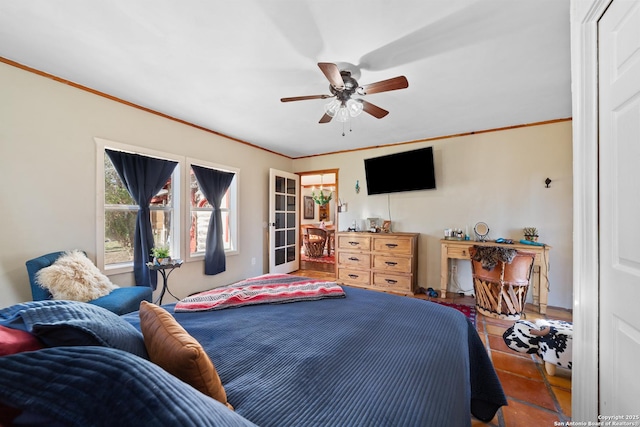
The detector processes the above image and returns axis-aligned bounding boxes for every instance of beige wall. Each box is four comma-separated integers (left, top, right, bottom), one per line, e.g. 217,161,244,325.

0,62,292,307
293,121,573,309
1,61,573,309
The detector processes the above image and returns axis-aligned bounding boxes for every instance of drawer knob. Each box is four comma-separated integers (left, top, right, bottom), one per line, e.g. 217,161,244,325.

385,279,398,284
385,243,398,248
348,241,360,246
462,250,467,256
385,261,398,266
348,274,359,279
348,257,360,261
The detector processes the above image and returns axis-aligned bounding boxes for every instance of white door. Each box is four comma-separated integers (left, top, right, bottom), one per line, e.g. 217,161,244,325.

598,0,640,415
268,168,300,273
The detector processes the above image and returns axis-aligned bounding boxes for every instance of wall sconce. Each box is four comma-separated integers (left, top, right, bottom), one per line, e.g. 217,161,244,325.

355,180,360,194
545,178,552,188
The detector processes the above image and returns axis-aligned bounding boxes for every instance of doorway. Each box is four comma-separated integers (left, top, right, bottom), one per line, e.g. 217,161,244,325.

298,169,339,275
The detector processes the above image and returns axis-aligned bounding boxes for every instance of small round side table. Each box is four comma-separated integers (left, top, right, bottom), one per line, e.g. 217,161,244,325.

146,259,183,305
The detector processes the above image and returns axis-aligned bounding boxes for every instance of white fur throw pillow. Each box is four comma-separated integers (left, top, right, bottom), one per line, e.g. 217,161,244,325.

36,250,119,302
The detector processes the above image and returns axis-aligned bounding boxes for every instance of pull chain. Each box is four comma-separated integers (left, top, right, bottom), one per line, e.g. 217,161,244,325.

341,121,354,136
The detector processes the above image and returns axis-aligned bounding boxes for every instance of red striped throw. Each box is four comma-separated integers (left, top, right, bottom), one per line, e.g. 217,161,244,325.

175,274,345,312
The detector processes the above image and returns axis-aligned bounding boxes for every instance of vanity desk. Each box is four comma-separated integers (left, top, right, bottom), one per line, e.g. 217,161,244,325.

440,239,551,314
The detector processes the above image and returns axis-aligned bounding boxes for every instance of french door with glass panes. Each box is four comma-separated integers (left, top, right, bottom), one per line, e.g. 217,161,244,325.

268,169,299,273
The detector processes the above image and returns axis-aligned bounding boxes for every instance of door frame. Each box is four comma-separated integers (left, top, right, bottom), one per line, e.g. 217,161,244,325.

297,168,340,231
571,0,612,421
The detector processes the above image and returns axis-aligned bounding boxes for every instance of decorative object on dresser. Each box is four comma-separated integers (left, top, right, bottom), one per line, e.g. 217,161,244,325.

522,227,539,242
366,217,381,233
336,232,418,294
473,222,490,241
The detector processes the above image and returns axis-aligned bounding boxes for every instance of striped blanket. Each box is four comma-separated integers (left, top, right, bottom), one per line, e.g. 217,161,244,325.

175,274,345,312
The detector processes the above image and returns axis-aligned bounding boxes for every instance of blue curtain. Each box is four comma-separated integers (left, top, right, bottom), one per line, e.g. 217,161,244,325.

106,149,177,289
192,165,235,275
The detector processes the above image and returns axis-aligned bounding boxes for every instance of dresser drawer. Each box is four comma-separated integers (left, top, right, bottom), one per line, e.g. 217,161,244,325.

372,255,412,273
446,244,473,259
337,235,371,251
338,268,370,286
372,272,412,291
338,252,371,269
372,236,413,254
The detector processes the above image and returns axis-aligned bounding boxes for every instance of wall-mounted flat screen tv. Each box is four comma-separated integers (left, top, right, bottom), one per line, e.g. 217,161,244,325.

364,146,436,195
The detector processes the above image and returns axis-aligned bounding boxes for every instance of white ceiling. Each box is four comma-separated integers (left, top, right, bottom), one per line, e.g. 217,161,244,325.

0,0,571,158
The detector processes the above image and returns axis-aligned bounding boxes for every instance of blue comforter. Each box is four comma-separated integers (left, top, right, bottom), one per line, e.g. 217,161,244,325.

125,285,505,426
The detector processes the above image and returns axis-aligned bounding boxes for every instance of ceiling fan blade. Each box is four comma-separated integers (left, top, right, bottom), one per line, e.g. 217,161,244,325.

361,100,389,119
281,94,333,102
318,62,345,90
319,113,333,123
359,76,409,95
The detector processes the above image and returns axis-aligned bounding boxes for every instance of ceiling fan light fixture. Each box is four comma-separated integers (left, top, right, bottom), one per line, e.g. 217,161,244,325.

346,99,363,117
324,99,341,117
335,105,350,122
284,63,408,130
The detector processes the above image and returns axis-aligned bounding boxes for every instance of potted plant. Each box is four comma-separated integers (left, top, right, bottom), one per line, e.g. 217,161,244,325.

151,246,171,265
523,227,539,242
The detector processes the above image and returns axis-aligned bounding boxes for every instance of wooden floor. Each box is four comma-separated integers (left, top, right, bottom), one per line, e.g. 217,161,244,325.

291,268,573,426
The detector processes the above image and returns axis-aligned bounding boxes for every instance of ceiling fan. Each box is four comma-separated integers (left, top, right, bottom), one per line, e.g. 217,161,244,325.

281,62,408,124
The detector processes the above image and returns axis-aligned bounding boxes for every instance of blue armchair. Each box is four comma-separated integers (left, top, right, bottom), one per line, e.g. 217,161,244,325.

26,251,152,315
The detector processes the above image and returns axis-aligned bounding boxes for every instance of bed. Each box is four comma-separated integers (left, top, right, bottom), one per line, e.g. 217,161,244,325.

0,274,506,426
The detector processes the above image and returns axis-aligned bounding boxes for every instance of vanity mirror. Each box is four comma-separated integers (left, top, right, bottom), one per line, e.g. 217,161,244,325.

474,222,490,242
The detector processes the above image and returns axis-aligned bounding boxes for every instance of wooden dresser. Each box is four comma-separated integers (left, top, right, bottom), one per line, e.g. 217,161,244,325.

335,232,419,294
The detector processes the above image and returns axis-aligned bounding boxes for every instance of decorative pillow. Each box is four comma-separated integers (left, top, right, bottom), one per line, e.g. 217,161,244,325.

0,300,147,359
35,250,118,302
138,301,233,409
0,346,255,427
0,324,44,356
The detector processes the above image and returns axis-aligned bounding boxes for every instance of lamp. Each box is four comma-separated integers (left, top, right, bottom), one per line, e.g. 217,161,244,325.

346,99,363,117
324,98,363,122
324,99,341,117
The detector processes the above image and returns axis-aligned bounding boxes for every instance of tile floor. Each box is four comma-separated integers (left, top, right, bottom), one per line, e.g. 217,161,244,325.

292,269,573,426
440,293,573,427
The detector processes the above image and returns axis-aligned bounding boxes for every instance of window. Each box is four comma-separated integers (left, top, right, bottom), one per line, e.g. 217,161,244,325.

96,138,239,272
187,159,239,261
103,154,177,267
96,139,182,273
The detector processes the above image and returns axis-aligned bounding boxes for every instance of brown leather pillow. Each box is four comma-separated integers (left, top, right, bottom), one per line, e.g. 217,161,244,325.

138,301,233,410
